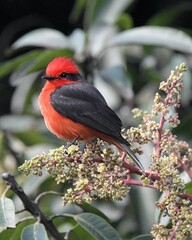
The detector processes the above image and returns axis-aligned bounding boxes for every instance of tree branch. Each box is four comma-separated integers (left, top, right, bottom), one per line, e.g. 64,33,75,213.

1,172,64,240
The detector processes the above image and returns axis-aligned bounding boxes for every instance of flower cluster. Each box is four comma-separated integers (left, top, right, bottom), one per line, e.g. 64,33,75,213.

124,63,192,239
19,141,130,204
19,63,192,239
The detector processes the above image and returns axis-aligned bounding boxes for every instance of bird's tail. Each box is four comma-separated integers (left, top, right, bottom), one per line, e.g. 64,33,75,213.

120,142,144,171
96,133,144,171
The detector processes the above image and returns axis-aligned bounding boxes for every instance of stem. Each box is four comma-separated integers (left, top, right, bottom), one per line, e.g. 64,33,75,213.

179,193,192,201
156,115,165,158
145,170,161,181
123,178,157,189
169,230,175,240
156,83,175,158
123,160,143,175
123,177,192,200
178,160,192,180
123,160,161,181
1,173,64,240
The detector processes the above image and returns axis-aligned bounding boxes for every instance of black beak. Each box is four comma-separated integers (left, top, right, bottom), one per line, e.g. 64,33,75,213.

41,75,57,81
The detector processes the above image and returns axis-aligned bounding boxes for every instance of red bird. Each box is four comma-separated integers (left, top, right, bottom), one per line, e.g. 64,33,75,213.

39,57,143,170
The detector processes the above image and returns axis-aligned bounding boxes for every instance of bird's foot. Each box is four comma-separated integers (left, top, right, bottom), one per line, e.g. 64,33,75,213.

66,135,80,147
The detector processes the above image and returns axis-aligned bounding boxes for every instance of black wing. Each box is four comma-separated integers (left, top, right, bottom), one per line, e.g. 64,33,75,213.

50,80,123,141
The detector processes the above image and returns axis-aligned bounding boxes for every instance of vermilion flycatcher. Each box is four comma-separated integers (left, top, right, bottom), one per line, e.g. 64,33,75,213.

39,57,143,170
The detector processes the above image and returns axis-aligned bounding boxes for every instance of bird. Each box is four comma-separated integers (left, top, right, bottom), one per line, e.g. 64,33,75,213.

38,57,144,171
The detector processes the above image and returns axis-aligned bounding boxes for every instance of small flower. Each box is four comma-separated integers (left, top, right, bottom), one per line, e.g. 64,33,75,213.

67,145,79,155
97,163,106,173
168,113,180,128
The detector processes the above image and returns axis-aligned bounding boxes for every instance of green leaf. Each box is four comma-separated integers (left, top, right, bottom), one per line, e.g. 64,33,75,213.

21,223,49,240
0,219,35,240
106,26,192,54
68,224,95,240
132,234,153,240
0,131,6,161
0,48,73,79
147,2,192,26
0,228,15,240
69,0,88,23
15,130,48,146
74,213,121,240
116,13,133,30
0,50,42,78
78,203,110,222
185,181,192,194
0,197,16,232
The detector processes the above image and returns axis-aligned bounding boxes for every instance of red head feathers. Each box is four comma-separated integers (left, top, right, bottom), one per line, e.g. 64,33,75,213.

46,57,79,76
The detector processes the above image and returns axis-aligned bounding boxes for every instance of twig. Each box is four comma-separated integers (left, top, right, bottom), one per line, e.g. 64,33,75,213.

123,178,157,189
178,160,192,180
156,83,175,158
123,160,143,175
156,115,165,158
179,193,192,201
123,160,161,181
1,172,64,240
123,177,192,200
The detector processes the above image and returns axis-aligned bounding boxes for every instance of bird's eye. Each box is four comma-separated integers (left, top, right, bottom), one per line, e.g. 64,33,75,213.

59,72,68,78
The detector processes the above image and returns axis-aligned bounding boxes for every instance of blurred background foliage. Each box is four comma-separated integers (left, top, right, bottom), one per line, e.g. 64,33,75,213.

0,0,192,239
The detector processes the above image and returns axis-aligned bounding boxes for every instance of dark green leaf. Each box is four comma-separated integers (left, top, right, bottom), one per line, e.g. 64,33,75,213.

74,213,121,240
0,50,42,78
116,13,133,30
0,228,15,240
15,130,48,146
0,219,35,240
185,181,192,194
147,2,192,26
78,203,110,222
0,132,6,161
68,224,95,240
69,0,88,23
